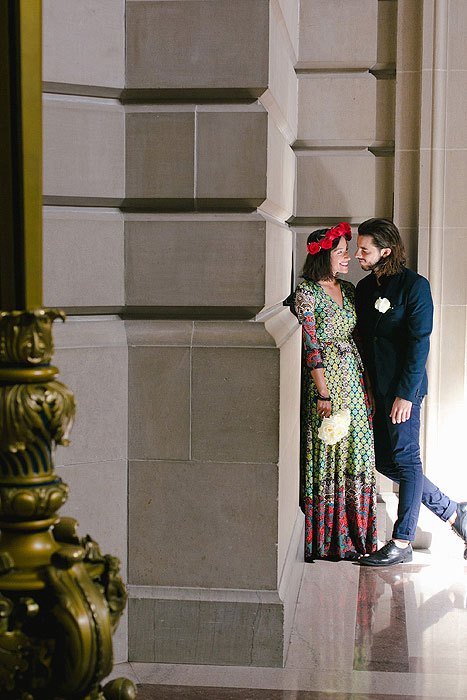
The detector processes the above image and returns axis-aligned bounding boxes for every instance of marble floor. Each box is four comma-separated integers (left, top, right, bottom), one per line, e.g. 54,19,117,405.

109,547,467,699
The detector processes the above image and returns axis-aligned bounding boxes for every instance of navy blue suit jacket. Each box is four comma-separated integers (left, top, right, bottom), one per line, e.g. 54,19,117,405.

355,267,433,402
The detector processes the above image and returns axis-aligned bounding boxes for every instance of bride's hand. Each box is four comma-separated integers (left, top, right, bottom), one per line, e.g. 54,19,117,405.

317,398,332,419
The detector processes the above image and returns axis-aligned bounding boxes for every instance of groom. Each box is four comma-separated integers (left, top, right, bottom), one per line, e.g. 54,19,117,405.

354,218,467,566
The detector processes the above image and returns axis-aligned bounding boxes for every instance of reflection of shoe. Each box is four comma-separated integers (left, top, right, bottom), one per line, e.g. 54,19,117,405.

452,502,467,559
359,540,412,567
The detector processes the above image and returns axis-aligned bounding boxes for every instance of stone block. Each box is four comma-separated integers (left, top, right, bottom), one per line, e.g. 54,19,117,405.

269,1,298,137
42,0,125,93
376,78,396,143
128,460,278,590
43,95,125,204
191,346,280,463
298,0,378,69
125,110,194,204
377,0,397,66
446,71,467,149
128,593,283,666
196,109,268,205
375,155,394,220
56,458,128,662
125,320,193,348
395,71,420,150
56,460,128,574
397,226,418,272
439,306,467,405
53,319,128,466
262,119,295,221
128,345,190,461
125,0,269,97
278,0,299,58
442,229,467,305
397,0,424,71
125,216,266,310
265,221,294,309
43,207,124,309
447,0,467,69
294,151,376,220
297,74,377,145
277,328,301,574
444,151,467,227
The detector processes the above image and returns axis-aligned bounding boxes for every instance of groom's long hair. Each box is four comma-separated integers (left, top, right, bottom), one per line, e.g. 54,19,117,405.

358,218,406,278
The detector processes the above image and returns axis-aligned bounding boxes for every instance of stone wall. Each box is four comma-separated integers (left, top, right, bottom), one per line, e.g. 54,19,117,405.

401,0,467,522
42,0,302,666
123,0,301,666
41,0,467,667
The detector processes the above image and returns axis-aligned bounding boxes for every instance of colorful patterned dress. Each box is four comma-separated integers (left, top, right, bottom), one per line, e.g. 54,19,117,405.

295,279,377,560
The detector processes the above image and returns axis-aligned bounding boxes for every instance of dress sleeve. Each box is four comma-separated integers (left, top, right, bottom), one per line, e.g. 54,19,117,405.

294,288,324,370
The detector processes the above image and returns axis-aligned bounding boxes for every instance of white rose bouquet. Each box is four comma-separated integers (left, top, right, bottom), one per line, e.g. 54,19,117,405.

318,408,351,445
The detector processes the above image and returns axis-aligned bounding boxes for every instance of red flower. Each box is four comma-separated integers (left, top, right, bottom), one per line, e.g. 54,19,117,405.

307,242,320,255
330,222,352,240
320,237,333,249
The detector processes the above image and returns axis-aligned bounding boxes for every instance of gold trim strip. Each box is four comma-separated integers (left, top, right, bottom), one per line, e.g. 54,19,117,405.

19,0,43,308
0,366,58,384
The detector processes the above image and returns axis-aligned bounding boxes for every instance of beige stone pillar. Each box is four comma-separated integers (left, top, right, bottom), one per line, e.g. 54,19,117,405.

124,0,302,666
42,0,128,661
292,0,396,283
390,0,467,548
414,0,467,505
292,1,397,531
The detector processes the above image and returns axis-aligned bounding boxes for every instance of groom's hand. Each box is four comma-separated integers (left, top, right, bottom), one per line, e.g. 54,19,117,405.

390,397,413,424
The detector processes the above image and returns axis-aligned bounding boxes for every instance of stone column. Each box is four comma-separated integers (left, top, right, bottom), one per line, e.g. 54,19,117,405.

412,0,467,524
41,0,128,661
387,0,467,548
125,0,302,666
292,0,396,284
292,0,397,534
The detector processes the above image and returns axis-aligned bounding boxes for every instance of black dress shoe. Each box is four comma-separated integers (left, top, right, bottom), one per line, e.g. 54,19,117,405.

451,502,467,559
359,540,412,567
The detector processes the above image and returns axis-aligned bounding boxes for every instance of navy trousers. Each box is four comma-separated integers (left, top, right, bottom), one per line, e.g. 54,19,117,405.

373,392,457,541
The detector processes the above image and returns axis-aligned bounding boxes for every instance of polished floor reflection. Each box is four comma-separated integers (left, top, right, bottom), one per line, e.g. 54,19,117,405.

111,548,467,698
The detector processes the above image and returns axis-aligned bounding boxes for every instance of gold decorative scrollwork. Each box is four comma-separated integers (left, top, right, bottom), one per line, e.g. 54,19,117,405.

53,522,128,634
0,309,65,365
0,591,32,692
0,310,135,699
0,481,69,520
0,381,75,456
46,554,113,696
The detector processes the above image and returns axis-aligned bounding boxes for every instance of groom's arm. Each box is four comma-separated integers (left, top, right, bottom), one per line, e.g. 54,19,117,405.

395,276,434,403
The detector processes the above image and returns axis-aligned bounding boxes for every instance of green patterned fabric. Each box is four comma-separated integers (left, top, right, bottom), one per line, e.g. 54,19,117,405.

295,279,377,560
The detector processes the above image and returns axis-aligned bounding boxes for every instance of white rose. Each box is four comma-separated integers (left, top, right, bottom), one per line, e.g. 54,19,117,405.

318,408,351,445
375,297,391,313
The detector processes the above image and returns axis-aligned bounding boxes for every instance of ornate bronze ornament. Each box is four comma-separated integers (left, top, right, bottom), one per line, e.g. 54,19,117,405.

0,310,136,699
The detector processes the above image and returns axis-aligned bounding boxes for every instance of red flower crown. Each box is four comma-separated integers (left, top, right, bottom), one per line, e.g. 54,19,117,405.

306,222,352,255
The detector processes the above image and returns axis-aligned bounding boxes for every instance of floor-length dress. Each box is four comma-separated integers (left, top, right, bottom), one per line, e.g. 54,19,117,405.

295,279,377,560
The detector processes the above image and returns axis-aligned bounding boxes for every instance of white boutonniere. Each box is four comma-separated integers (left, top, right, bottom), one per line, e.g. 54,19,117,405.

318,408,351,445
375,297,391,313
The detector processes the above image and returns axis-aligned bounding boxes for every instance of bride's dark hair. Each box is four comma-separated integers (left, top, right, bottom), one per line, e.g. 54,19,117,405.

301,229,342,282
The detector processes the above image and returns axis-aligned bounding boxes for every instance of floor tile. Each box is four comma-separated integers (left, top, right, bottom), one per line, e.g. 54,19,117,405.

108,548,467,698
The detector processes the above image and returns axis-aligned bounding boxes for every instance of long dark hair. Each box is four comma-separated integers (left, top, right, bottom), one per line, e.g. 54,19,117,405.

358,218,406,277
301,229,342,282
